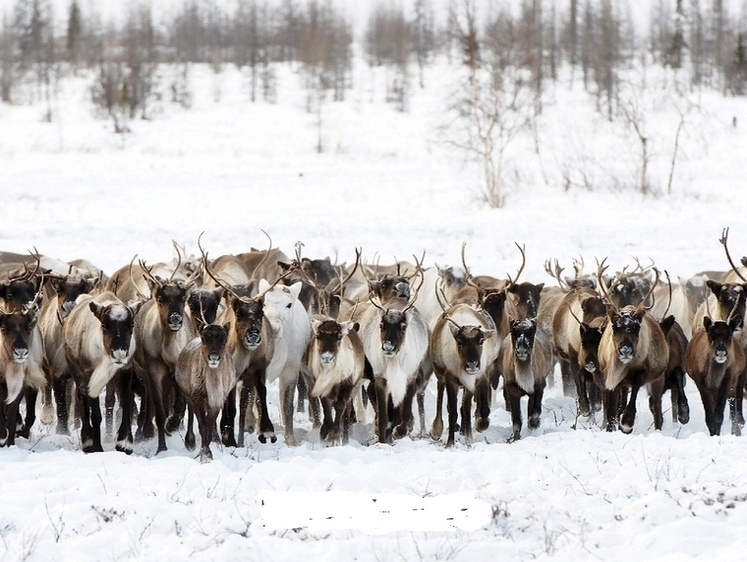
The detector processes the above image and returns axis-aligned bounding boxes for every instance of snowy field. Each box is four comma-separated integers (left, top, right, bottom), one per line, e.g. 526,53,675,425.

3,24,747,562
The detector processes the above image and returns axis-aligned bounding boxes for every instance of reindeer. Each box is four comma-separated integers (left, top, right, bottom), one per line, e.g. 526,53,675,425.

304,316,366,445
132,260,198,453
429,303,498,447
197,237,277,447
175,323,236,462
548,259,607,412
686,312,745,436
596,267,668,434
63,292,140,453
346,270,429,444
37,273,100,435
498,316,554,442
0,303,46,447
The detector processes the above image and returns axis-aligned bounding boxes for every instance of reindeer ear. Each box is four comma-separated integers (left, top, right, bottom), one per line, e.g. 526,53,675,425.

258,279,271,293
703,316,713,331
288,281,303,301
536,283,545,292
660,315,676,336
482,329,495,339
448,322,460,338
87,277,100,293
222,322,231,334
706,280,722,295
731,315,743,332
278,261,292,272
310,317,323,333
580,322,590,335
89,301,104,319
340,321,354,337
128,300,144,316
213,288,225,301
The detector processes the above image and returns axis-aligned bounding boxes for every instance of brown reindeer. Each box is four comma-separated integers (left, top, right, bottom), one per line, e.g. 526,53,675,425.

686,314,745,436
596,267,668,434
176,323,236,462
0,305,46,447
430,303,498,447
499,317,554,442
305,316,366,445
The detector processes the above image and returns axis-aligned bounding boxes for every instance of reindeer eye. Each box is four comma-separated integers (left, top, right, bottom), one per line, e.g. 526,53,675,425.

286,303,292,309
157,297,163,304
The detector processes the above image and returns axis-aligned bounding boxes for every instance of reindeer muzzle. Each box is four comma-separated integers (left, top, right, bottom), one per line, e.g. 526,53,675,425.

111,348,129,365
207,354,222,369
465,360,480,375
244,328,262,350
62,300,76,316
382,340,397,356
12,348,29,364
320,351,335,366
168,312,183,332
715,345,728,364
394,282,410,299
584,359,598,373
617,343,634,364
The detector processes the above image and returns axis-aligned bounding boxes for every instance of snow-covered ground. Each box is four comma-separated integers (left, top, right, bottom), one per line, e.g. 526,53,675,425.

2,44,747,560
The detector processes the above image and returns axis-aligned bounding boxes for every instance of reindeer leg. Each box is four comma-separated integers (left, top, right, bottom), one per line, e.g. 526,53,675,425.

393,384,416,440
648,377,665,431
575,367,591,417
115,370,134,454
374,377,390,444
53,376,70,435
331,394,347,445
506,384,523,443
673,367,690,424
620,376,643,434
474,376,491,433
416,389,426,437
90,393,104,452
220,387,238,447
445,380,459,448
460,390,474,445
40,381,54,426
296,375,307,414
104,380,116,439
319,396,333,443
18,388,37,439
255,371,276,444
5,394,22,447
604,389,619,432
430,377,445,441
559,357,576,398
279,374,298,447
729,368,746,435
529,382,545,430
197,409,214,463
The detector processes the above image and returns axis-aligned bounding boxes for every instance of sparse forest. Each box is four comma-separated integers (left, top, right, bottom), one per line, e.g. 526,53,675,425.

2,0,747,206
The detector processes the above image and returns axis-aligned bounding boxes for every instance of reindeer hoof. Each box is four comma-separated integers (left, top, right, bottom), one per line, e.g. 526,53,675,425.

506,433,520,444
528,416,541,430
678,408,690,425
221,434,237,448
184,434,196,451
115,440,133,455
475,418,489,433
393,425,408,440
199,450,213,463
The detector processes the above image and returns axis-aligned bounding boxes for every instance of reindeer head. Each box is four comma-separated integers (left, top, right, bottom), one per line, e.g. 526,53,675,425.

578,317,606,374
89,301,139,365
229,293,266,351
606,305,645,364
706,280,747,330
436,265,467,296
187,288,224,332
378,309,408,357
199,323,230,369
260,279,303,339
507,282,544,319
147,278,190,332
509,318,537,363
51,275,99,319
0,308,38,364
448,322,494,375
703,315,742,364
310,317,357,367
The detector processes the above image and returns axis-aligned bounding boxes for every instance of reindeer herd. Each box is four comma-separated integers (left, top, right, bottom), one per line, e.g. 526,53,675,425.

0,228,746,462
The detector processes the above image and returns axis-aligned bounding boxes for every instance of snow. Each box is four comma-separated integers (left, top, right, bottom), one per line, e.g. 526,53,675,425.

2,11,747,561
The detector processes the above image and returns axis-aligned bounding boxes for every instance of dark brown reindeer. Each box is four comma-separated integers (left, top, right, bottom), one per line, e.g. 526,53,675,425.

596,266,668,433
686,307,745,436
0,302,46,447
498,316,554,442
176,322,236,462
304,316,366,445
62,291,141,453
132,259,199,454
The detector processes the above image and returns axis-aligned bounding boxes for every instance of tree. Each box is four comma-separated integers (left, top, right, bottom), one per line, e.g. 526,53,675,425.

365,1,412,110
446,0,535,208
66,0,82,71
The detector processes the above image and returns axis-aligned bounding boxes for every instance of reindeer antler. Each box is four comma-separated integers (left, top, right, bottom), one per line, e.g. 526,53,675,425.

719,227,747,282
126,255,150,301
506,242,526,285
544,258,569,291
197,232,252,305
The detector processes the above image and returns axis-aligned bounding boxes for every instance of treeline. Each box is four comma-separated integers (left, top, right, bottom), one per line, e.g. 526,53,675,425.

1,0,747,118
